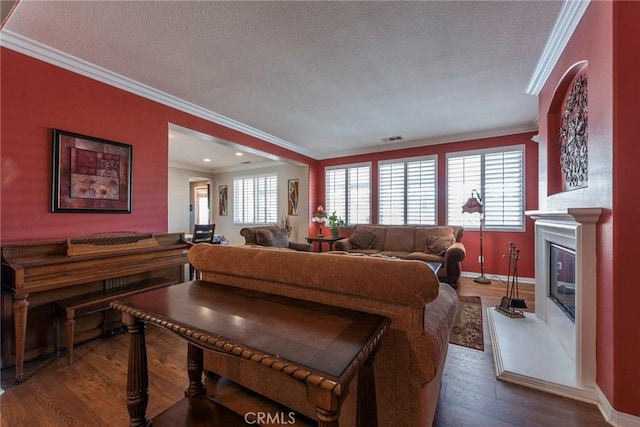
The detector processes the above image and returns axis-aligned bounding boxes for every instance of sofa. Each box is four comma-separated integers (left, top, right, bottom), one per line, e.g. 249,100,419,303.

239,225,313,252
188,244,458,427
334,225,466,286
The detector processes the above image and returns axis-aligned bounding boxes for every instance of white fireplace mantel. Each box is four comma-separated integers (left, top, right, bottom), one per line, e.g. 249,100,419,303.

488,207,602,404
525,208,602,224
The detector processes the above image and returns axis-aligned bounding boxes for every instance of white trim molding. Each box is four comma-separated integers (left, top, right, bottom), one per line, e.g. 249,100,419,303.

1,30,541,162
526,0,591,95
0,30,316,159
597,387,640,427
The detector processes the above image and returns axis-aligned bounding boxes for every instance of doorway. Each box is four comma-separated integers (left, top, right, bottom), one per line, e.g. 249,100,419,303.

194,184,210,225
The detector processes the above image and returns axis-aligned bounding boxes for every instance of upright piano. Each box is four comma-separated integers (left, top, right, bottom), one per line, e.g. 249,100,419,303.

1,232,190,383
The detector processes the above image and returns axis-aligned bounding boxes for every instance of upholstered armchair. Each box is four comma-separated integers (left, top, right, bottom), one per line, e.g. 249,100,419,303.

239,226,313,252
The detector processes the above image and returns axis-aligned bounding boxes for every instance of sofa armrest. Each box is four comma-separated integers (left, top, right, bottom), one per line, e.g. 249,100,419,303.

288,241,313,252
445,241,466,260
443,241,466,278
333,238,353,251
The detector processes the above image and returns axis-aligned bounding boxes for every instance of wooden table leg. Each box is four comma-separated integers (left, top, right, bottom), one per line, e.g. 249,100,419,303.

124,314,151,427
356,343,381,427
307,386,341,427
315,408,339,427
186,343,205,397
12,295,29,384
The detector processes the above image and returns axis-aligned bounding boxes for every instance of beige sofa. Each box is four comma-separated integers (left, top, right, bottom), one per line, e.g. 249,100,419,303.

189,244,458,427
334,225,466,286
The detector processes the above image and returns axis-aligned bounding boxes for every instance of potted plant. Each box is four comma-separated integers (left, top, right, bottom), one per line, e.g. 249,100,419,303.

327,211,345,238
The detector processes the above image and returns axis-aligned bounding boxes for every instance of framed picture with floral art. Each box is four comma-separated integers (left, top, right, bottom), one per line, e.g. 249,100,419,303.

51,129,132,213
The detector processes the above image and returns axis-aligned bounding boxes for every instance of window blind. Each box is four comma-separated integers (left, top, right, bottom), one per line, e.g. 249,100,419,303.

233,175,277,224
325,165,370,224
379,157,436,225
447,146,524,230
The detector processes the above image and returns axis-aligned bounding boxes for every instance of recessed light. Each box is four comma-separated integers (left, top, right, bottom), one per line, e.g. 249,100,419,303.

235,152,244,156
203,158,211,162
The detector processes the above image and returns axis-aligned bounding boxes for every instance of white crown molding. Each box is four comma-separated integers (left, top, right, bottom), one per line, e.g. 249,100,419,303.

526,0,591,95
2,30,541,162
318,123,539,160
0,30,317,159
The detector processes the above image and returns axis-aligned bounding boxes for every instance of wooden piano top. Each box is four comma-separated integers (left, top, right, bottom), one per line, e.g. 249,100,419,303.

1,232,190,294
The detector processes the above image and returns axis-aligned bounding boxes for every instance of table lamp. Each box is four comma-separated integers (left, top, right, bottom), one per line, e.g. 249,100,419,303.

462,190,491,284
312,205,327,237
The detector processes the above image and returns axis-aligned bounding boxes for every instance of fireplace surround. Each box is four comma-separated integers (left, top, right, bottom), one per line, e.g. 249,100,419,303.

488,207,601,403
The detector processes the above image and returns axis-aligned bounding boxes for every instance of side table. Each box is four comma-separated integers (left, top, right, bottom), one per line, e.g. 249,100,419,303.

306,236,341,253
111,281,389,427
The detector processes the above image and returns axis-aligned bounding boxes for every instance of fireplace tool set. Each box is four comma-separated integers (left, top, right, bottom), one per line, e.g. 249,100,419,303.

496,242,527,318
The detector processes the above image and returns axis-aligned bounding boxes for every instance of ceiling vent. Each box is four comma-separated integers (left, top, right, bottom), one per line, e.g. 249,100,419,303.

381,135,403,143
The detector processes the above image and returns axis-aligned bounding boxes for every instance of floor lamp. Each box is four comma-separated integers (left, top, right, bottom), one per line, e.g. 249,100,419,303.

462,190,491,284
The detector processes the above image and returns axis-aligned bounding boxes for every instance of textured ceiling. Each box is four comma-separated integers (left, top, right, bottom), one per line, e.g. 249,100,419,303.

2,1,562,171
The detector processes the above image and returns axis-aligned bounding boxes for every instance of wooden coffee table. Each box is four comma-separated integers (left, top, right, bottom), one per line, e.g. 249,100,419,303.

111,281,389,427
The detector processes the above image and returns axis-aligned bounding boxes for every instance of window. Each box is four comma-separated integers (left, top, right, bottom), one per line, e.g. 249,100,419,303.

447,146,525,230
233,174,278,224
379,156,437,225
325,164,370,224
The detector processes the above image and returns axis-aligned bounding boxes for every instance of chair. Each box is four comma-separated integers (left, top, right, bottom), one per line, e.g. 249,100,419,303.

190,224,215,279
192,223,216,243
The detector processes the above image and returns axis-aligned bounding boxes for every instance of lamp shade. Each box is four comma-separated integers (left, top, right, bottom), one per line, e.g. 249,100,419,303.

462,196,482,214
312,205,327,223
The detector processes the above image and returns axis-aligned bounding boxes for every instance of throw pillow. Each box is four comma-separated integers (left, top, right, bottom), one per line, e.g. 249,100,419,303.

425,235,454,256
271,228,291,248
256,228,289,248
255,229,275,247
348,229,377,249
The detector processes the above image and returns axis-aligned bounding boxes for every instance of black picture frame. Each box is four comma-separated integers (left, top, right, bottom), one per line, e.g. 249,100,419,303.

52,129,132,213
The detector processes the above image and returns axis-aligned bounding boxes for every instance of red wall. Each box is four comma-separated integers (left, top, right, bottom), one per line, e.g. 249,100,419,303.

316,132,539,278
0,48,316,244
610,1,640,415
538,1,640,416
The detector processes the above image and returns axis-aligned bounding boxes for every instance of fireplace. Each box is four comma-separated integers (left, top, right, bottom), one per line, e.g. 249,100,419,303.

549,243,576,322
488,208,601,404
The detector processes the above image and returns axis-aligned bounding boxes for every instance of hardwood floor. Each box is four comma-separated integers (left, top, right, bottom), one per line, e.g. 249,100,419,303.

436,276,608,427
0,276,609,426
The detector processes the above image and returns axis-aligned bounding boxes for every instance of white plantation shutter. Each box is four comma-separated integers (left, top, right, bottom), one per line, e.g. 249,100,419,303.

379,162,405,224
233,175,277,224
325,164,370,224
447,155,481,228
447,146,524,230
379,157,436,225
325,168,346,221
348,166,371,224
484,150,524,229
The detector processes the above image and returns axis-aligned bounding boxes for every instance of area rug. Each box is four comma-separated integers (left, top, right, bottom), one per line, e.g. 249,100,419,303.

449,295,484,351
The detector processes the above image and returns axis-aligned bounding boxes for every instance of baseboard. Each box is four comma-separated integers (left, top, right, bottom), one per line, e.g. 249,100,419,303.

597,387,640,426
460,271,535,285
489,307,640,426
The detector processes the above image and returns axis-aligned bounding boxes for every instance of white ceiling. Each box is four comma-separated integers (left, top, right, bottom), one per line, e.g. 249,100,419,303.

2,1,562,171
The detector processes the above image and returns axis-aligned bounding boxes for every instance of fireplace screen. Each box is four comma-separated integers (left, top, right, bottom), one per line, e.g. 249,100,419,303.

549,243,576,322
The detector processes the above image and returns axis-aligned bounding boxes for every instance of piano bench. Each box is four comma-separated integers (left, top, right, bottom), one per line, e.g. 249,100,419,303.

52,277,177,365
